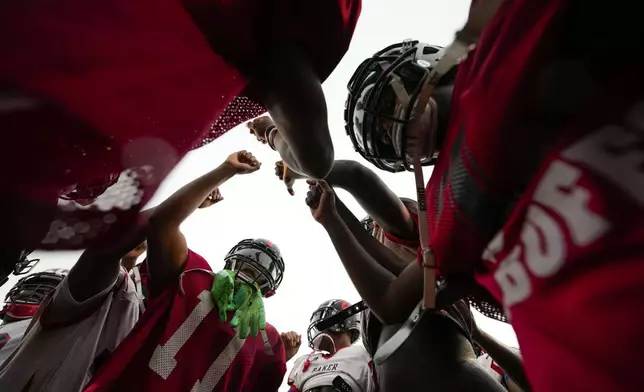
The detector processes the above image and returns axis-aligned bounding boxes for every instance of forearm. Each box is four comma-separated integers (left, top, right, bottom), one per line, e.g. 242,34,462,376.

150,163,235,226
475,331,531,392
322,213,421,324
326,160,415,239
335,198,408,276
273,133,305,175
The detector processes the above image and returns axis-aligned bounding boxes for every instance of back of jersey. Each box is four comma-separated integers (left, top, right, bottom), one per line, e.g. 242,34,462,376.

288,345,375,392
0,269,139,392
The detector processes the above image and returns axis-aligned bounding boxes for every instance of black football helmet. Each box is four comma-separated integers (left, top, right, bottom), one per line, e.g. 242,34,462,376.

345,40,455,173
361,216,375,234
224,238,285,298
0,268,68,321
307,299,361,349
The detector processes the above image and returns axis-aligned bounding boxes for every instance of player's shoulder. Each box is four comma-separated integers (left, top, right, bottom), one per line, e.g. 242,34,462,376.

262,322,280,341
185,249,211,268
342,344,370,358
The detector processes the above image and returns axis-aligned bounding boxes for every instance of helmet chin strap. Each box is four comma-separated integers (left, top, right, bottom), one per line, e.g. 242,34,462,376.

313,333,336,353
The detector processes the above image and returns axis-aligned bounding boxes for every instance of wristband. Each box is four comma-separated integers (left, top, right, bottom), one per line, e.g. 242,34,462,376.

265,125,278,150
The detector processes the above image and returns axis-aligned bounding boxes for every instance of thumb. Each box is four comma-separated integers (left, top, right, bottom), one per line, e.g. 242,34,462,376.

284,178,295,196
245,163,261,173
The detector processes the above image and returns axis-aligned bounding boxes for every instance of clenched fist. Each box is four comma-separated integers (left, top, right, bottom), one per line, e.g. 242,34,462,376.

275,161,307,196
281,331,302,362
223,150,261,175
247,116,276,144
305,180,337,224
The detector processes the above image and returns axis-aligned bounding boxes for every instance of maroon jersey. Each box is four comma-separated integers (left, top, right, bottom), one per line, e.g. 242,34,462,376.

84,250,286,392
0,0,360,251
424,1,644,391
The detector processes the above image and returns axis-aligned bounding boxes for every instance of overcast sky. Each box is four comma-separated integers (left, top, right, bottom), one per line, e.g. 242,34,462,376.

0,1,518,390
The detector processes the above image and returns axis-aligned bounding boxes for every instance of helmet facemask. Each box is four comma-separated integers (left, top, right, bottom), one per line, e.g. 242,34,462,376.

346,41,444,172
1,269,67,321
307,301,361,352
224,239,284,298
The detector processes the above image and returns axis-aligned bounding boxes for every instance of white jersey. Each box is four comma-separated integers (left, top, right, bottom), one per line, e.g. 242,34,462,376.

0,268,140,392
128,263,146,313
0,319,31,365
288,345,376,392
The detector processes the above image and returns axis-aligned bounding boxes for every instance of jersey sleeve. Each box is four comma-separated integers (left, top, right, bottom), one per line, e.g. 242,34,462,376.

379,206,420,248
41,271,126,327
287,355,308,388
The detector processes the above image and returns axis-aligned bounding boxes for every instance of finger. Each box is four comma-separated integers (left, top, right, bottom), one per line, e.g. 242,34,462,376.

305,191,318,208
286,186,294,196
305,179,317,186
317,179,333,192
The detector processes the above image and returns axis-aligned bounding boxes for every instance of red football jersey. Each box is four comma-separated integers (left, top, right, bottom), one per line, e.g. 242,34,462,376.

84,250,286,392
0,0,360,251
424,1,644,391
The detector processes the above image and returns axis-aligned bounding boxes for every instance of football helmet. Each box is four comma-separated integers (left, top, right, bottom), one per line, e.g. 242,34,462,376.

361,216,375,234
307,299,361,350
0,268,69,321
224,238,285,298
345,40,455,173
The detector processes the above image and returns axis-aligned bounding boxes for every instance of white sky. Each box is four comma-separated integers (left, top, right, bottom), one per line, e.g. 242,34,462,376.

0,1,518,390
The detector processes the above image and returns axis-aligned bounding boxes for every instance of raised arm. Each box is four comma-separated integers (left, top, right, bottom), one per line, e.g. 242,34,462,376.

327,160,416,240
147,151,260,295
334,198,409,276
248,46,334,179
306,180,423,325
67,208,153,302
473,326,531,392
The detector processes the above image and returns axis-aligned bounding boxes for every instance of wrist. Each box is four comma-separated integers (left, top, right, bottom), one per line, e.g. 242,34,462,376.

219,161,238,176
320,211,342,229
266,126,278,150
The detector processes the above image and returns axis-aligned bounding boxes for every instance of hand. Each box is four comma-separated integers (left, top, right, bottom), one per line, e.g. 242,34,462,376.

211,270,236,322
229,282,266,339
246,116,276,144
275,161,306,196
281,331,302,361
199,188,224,209
224,150,261,175
124,240,147,259
305,180,337,224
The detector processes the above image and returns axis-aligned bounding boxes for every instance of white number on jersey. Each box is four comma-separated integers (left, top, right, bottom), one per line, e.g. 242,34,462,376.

148,290,247,391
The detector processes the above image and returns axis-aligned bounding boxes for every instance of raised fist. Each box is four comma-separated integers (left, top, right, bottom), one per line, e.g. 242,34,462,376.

224,150,261,175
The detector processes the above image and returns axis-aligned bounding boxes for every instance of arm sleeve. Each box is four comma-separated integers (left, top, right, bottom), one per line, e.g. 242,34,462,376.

42,272,121,327
378,207,420,248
